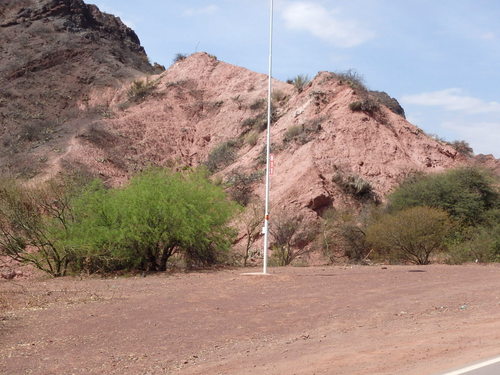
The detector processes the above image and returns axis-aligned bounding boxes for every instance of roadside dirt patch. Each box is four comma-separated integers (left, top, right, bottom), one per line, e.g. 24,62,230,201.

1,265,499,375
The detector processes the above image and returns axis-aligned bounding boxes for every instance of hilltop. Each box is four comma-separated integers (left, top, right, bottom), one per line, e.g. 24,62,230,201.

0,0,497,215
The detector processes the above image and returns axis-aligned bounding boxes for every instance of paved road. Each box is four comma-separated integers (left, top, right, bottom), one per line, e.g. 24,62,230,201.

438,357,500,375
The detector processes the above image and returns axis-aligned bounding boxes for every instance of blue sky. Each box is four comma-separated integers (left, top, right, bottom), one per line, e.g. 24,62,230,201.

90,0,499,157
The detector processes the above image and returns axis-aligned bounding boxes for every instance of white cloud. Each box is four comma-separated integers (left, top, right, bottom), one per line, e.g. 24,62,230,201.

442,121,500,157
480,32,496,40
183,5,218,17
402,88,500,114
280,2,374,47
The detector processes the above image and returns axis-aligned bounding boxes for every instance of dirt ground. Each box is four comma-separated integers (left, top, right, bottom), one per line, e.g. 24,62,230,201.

1,264,499,375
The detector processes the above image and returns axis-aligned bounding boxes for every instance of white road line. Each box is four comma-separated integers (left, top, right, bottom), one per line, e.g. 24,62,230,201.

439,357,500,375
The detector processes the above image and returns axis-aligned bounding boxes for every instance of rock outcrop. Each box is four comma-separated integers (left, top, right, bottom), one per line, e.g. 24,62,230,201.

0,0,153,177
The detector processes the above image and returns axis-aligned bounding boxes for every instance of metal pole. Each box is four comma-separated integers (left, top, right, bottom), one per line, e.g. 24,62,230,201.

263,0,274,274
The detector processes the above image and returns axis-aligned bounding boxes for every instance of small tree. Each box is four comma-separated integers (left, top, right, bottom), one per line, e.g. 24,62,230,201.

366,206,452,265
270,211,316,266
389,167,499,226
0,177,81,277
67,168,239,273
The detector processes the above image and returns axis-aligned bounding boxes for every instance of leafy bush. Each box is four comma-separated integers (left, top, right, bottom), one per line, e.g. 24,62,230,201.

67,169,239,273
205,140,240,173
366,207,452,265
388,167,499,226
447,224,500,264
127,78,158,103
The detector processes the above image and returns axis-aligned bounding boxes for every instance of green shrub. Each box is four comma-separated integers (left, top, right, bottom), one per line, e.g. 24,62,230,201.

67,169,239,273
447,224,500,264
388,167,499,226
366,207,452,265
205,140,240,173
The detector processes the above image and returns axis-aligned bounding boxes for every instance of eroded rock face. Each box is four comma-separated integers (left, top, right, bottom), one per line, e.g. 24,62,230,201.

1,2,497,217
0,0,152,177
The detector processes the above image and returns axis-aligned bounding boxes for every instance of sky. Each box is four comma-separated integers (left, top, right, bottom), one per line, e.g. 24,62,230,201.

90,0,499,157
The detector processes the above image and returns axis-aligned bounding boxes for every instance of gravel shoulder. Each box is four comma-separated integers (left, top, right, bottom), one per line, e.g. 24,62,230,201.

1,265,499,375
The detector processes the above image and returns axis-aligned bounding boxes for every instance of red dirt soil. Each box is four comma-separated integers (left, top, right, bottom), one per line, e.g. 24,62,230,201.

1,265,499,375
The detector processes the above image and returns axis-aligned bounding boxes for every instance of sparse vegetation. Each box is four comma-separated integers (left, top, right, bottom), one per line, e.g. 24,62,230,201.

335,70,368,94
283,118,323,145
318,209,372,263
244,131,259,147
127,78,158,103
270,211,317,266
238,201,264,266
333,171,376,201
205,139,241,173
249,98,266,111
288,74,310,93
0,169,240,276
450,140,474,157
0,176,84,277
173,53,187,63
271,90,288,103
225,170,263,206
349,99,380,114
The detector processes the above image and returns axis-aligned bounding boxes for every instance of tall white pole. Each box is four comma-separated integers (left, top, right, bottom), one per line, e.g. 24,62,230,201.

263,0,274,274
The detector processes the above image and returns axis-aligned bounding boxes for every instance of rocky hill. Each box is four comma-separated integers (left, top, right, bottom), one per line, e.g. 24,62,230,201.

0,0,497,216
0,0,155,178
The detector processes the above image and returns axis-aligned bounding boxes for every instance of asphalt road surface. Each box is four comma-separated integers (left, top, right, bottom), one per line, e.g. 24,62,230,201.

438,357,500,375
